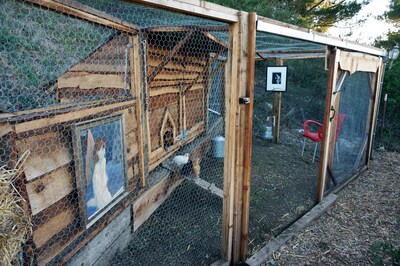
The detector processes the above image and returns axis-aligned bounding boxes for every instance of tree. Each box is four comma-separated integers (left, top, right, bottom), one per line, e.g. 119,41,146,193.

374,0,400,150
206,0,364,31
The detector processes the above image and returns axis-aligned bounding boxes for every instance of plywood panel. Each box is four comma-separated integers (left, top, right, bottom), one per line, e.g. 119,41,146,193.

26,165,74,215
16,131,72,181
58,73,125,90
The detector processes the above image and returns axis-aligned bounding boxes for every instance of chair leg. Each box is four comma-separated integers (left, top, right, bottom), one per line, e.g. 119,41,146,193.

312,142,318,163
301,138,306,157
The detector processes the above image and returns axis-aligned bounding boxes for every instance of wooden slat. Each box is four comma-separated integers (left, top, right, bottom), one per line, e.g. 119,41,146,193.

70,64,125,73
231,12,248,263
147,30,195,84
239,12,256,261
147,57,205,72
126,130,139,162
148,93,179,111
0,99,112,123
148,45,208,66
145,25,230,33
16,131,72,181
0,122,13,138
316,48,340,203
14,100,134,134
222,21,239,262
58,73,125,90
128,0,239,22
202,31,228,49
148,65,202,76
132,171,182,231
27,0,138,33
33,206,76,248
367,59,384,165
26,165,73,215
130,35,146,187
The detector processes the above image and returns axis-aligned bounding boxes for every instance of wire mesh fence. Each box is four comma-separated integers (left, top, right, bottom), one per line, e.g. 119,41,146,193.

247,32,327,256
1,0,228,265
332,71,372,184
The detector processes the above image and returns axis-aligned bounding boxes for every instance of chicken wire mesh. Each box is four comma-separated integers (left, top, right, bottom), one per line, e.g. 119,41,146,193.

247,32,327,256
0,0,228,265
332,71,373,184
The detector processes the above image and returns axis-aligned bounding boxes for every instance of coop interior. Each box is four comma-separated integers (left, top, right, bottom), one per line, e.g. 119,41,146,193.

0,0,384,265
247,31,382,256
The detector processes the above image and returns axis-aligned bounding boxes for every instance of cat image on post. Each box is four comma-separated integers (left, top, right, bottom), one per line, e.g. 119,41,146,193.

91,138,112,210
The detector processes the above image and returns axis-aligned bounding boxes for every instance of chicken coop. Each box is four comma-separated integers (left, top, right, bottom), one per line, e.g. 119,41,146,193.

0,0,386,265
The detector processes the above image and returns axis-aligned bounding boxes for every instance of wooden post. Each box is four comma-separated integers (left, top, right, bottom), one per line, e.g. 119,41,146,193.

130,34,147,186
239,12,256,261
222,21,239,263
367,59,384,165
316,48,340,202
272,58,283,143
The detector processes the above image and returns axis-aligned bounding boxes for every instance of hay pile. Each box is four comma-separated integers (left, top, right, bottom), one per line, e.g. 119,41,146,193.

0,151,32,266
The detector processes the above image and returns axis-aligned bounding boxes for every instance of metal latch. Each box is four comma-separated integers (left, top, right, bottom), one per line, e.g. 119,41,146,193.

239,97,250,105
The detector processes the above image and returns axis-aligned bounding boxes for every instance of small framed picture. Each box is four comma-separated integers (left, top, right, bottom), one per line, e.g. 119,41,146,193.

72,113,127,228
266,66,288,92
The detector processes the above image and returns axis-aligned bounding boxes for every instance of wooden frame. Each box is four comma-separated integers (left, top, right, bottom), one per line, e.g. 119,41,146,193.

1,0,388,264
72,113,128,228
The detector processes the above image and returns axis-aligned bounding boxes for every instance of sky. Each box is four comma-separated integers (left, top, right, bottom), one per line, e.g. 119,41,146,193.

328,0,395,44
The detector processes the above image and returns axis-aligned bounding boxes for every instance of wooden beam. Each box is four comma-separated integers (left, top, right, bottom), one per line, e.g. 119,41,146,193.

366,59,384,165
272,58,283,144
316,48,340,203
145,25,229,32
201,31,228,49
255,49,326,55
14,100,135,134
183,47,226,95
222,21,239,263
191,177,223,198
130,35,147,187
128,0,239,23
239,12,256,262
147,30,195,84
26,0,138,33
231,11,250,264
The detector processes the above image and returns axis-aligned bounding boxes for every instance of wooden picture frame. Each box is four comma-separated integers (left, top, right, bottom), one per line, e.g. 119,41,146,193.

266,66,288,92
72,113,128,228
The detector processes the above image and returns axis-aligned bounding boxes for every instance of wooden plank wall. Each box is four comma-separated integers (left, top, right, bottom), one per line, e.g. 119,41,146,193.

57,34,131,102
146,39,209,169
9,99,140,265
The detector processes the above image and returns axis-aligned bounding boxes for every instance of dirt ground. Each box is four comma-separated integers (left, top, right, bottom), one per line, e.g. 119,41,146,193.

247,129,320,256
263,151,400,265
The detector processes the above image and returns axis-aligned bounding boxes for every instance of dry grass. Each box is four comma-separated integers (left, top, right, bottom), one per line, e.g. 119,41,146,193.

0,151,32,266
265,151,400,265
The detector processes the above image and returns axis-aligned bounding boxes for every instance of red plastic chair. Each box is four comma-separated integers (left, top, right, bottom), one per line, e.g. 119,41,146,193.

301,114,346,163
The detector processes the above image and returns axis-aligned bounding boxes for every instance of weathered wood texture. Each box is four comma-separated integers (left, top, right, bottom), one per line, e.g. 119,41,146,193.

132,170,182,231
57,35,132,102
26,0,138,33
144,30,226,170
222,22,239,262
8,101,140,265
240,12,256,261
